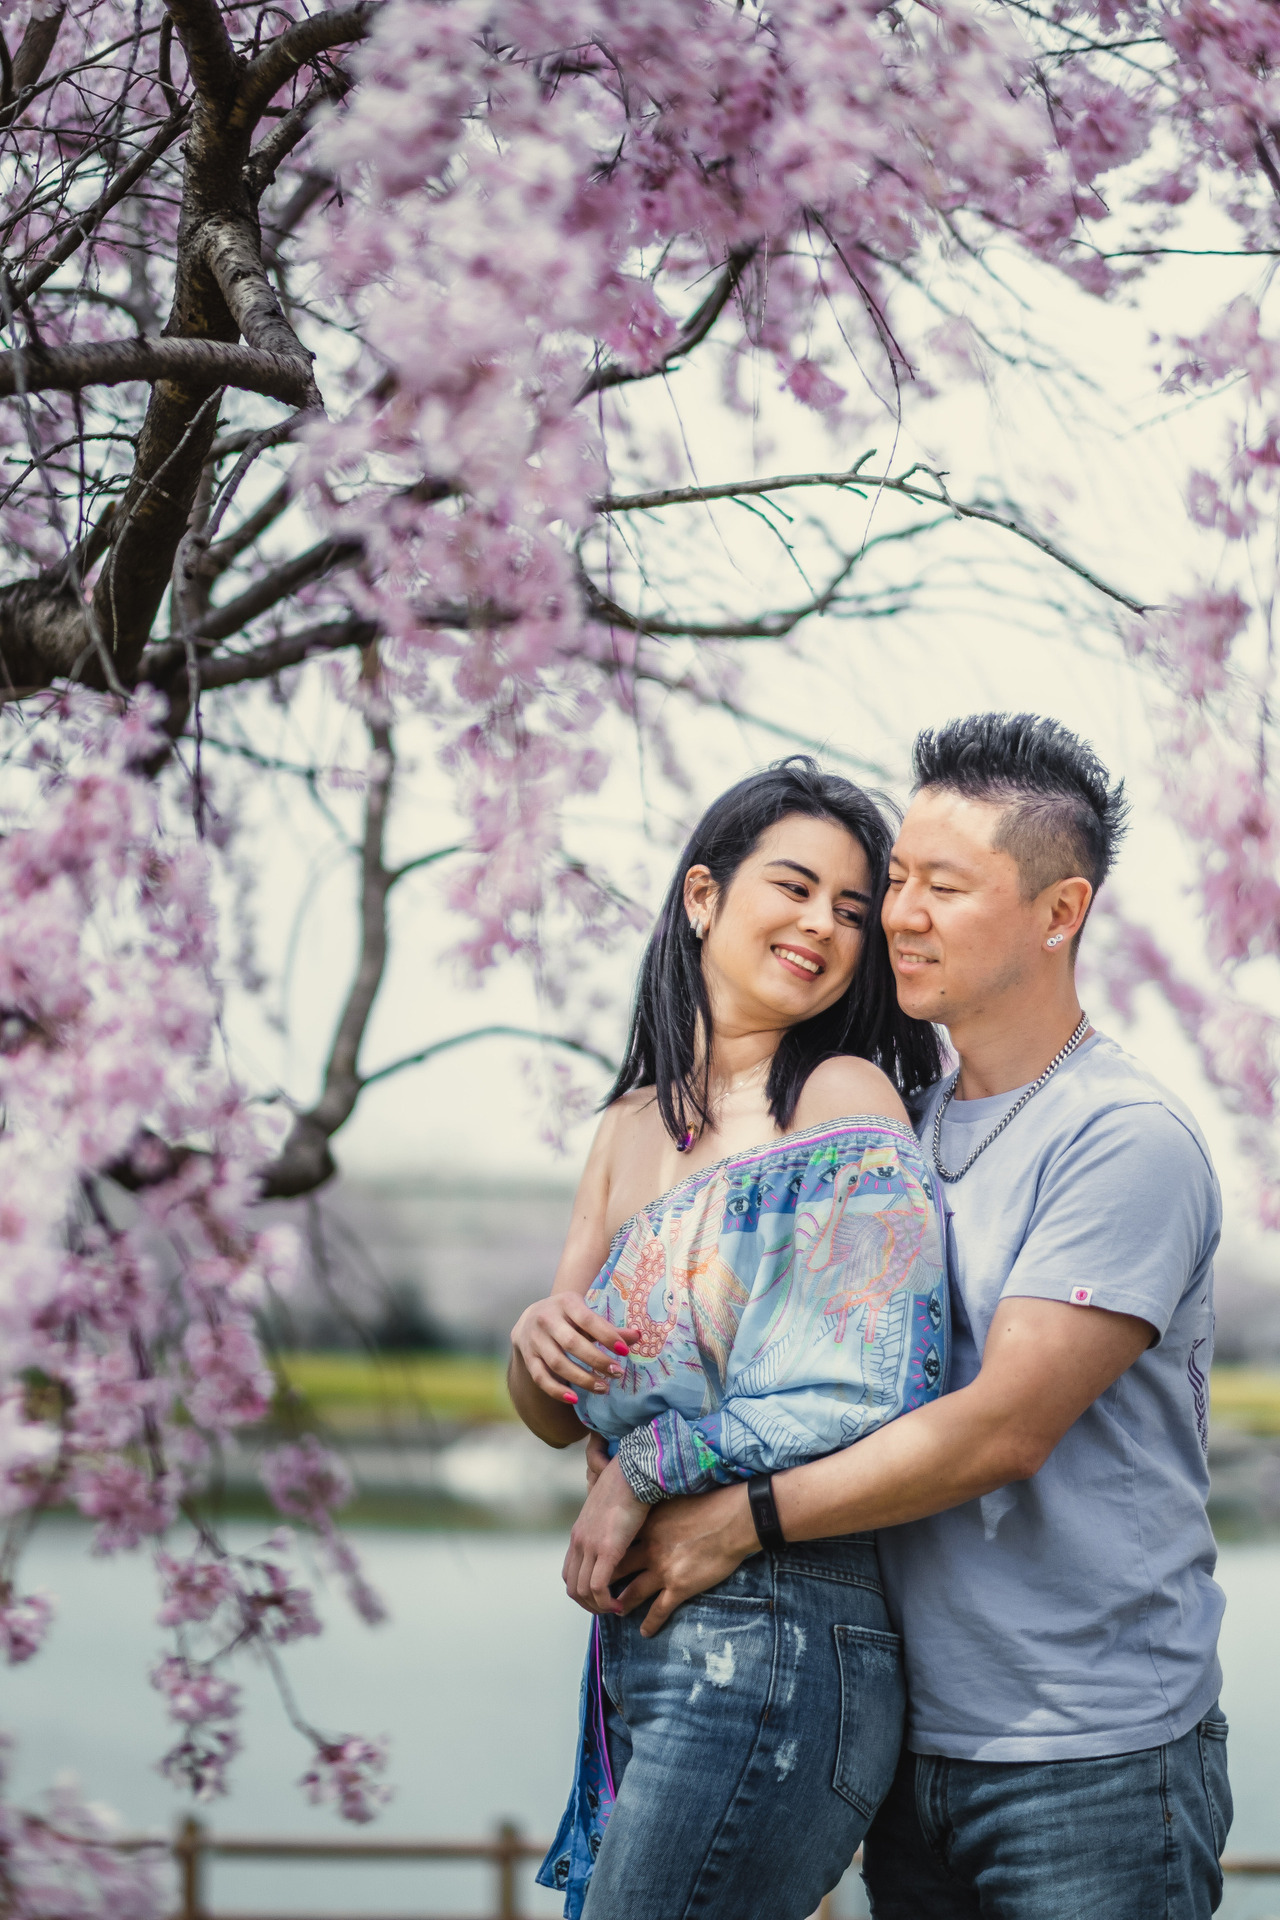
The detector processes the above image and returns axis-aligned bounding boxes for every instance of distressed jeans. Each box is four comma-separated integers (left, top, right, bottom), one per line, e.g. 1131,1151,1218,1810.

862,1707,1233,1919
582,1534,904,1920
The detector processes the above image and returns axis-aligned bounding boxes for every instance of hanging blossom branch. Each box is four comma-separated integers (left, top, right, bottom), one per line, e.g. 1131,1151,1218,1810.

0,699,392,1876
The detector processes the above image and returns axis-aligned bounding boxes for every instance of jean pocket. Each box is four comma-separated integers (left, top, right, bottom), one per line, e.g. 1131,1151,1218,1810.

1197,1709,1233,1859
831,1623,906,1818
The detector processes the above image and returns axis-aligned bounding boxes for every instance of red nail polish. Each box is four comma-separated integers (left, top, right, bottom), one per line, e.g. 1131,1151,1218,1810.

563,1389,579,1404
613,1341,629,1356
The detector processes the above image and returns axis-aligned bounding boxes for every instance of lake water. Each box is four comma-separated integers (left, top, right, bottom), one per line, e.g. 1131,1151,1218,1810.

4,1524,1279,1918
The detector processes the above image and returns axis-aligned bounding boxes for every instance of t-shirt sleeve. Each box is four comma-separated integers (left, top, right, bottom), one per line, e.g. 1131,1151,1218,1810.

998,1102,1219,1340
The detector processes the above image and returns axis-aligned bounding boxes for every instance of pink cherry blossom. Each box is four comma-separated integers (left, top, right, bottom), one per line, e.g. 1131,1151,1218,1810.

0,1592,53,1666
155,1553,238,1628
260,1438,355,1522
300,1736,392,1824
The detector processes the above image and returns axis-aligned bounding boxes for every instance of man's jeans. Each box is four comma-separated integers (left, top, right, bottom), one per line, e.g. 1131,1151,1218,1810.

862,1707,1233,1920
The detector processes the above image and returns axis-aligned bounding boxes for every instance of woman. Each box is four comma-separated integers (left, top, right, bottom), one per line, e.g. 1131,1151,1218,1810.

509,758,948,1920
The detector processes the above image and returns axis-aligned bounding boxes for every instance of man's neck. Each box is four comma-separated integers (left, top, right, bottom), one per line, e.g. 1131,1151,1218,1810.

948,987,1088,1101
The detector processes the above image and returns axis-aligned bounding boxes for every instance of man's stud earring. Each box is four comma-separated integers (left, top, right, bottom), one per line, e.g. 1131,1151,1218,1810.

1046,933,1065,949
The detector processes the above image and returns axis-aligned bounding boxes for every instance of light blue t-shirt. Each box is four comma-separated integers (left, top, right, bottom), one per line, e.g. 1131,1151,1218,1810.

876,1031,1224,1762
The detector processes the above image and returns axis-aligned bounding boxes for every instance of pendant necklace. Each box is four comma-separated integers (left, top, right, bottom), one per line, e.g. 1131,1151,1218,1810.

932,1010,1090,1184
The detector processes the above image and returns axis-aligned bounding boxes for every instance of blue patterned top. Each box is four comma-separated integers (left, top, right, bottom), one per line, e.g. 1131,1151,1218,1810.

580,1113,950,1495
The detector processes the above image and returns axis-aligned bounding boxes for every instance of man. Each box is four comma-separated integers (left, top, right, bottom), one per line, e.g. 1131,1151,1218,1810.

592,712,1230,1918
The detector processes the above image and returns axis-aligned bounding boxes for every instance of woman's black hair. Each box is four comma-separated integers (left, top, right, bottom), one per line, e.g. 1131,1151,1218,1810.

606,756,946,1145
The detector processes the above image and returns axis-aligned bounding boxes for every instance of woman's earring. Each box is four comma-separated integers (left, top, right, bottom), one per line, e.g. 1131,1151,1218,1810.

1046,933,1065,949
690,918,705,941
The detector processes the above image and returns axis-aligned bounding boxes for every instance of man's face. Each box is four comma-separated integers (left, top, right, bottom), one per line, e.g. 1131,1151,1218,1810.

882,788,1043,1025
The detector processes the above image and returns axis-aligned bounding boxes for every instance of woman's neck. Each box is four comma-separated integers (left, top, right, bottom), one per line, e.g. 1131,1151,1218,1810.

702,1022,783,1106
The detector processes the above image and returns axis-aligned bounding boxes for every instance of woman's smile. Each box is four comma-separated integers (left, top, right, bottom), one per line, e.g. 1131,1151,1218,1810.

772,942,826,979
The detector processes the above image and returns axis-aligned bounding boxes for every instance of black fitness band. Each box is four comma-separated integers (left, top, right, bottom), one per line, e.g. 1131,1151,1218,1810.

747,1473,786,1552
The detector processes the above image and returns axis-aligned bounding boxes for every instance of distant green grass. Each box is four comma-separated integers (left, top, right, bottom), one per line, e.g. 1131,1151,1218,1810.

270,1355,1280,1437
1210,1367,1280,1437
273,1351,514,1427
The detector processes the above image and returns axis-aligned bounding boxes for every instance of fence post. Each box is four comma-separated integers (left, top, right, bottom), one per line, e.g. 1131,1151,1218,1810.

495,1819,521,1920
174,1816,206,1920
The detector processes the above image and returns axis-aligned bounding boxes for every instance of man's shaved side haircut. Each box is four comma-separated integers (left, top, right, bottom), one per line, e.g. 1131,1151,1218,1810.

911,713,1129,906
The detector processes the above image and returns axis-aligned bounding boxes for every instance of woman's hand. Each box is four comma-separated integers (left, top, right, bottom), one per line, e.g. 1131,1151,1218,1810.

511,1293,638,1406
562,1455,651,1614
585,1431,610,1490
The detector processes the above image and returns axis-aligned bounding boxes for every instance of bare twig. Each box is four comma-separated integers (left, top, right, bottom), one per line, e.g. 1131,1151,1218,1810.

576,243,757,401
15,111,192,305
140,613,377,691
361,1024,617,1091
598,461,1149,614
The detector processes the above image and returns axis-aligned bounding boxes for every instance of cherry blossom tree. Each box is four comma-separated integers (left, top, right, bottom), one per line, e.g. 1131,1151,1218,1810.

2,0,1280,1897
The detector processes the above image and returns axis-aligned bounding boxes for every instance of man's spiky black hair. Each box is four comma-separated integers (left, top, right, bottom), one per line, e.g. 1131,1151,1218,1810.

911,712,1129,902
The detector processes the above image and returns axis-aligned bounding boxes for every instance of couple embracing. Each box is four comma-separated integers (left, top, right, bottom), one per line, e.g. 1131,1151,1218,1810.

509,712,1231,1920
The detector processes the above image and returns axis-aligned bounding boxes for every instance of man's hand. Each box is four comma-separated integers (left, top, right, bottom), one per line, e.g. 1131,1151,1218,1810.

611,1481,760,1637
562,1455,651,1614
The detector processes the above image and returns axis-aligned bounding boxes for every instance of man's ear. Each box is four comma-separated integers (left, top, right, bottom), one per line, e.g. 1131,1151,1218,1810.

1044,875,1092,948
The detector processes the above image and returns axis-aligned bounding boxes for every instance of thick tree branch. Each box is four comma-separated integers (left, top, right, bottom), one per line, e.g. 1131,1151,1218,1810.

576,244,756,402
198,211,320,382
0,336,314,404
245,73,348,198
162,0,239,104
14,111,192,305
194,534,362,639
0,4,66,130
260,681,393,1197
233,4,374,134
140,614,377,692
598,461,1150,615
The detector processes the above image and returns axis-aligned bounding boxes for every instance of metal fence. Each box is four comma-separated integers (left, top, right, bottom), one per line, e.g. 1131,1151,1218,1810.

101,1821,1280,1920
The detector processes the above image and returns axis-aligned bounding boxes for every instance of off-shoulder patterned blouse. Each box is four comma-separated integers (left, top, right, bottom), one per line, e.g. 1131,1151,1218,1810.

578,1112,951,1497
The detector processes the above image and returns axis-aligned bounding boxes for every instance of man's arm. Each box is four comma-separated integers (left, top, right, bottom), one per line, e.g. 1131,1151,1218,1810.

598,1296,1152,1634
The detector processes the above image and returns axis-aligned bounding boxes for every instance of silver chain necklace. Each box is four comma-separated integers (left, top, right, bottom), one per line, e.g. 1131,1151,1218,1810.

932,1011,1091,1183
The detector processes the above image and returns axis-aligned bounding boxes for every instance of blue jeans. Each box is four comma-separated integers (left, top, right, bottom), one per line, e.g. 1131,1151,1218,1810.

582,1534,904,1920
862,1707,1233,1919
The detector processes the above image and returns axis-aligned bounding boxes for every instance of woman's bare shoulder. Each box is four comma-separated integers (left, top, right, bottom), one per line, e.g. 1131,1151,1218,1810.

589,1085,659,1169
793,1055,909,1128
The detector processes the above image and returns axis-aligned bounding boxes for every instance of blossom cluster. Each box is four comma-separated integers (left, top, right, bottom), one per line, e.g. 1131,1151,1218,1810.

0,1734,169,1920
301,0,1147,971
0,698,389,1899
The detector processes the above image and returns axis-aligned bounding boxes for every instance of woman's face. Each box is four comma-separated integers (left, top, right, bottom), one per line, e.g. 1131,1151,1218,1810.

684,815,873,1035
